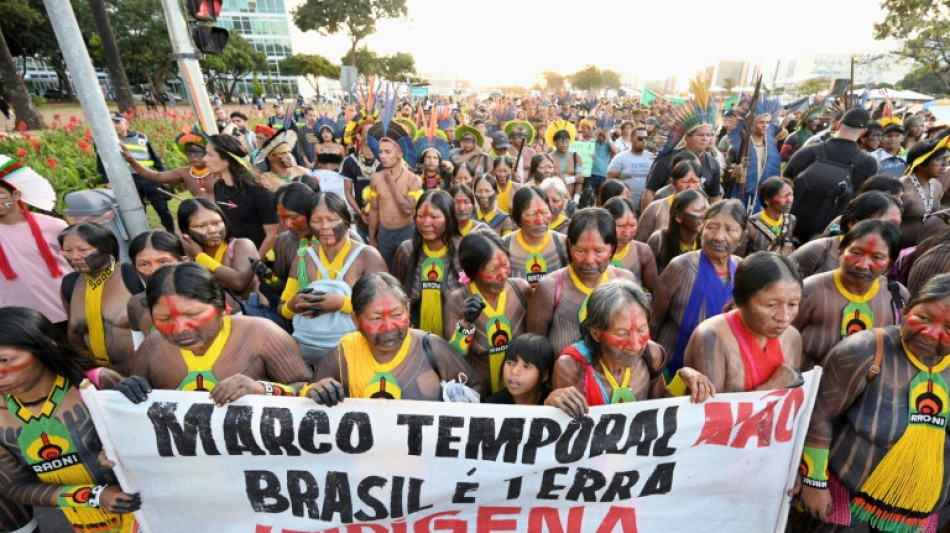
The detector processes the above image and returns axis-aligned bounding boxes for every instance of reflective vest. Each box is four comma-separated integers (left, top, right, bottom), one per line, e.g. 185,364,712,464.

123,131,154,174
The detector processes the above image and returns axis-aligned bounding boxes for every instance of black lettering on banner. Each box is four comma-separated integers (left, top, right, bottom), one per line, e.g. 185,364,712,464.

589,414,626,457
245,470,289,513
396,414,435,456
565,467,607,502
390,475,404,518
408,478,432,513
653,406,678,456
436,416,465,458
337,412,373,454
286,470,320,519
601,470,639,502
504,476,523,500
620,408,659,456
521,418,561,465
452,482,478,504
147,402,219,457
354,476,389,522
321,472,353,523
465,418,525,463
537,467,569,500
298,410,331,454
225,405,266,456
640,462,675,496
555,418,594,463
260,407,301,456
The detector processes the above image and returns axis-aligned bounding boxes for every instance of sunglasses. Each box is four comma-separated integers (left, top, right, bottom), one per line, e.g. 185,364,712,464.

635,136,648,141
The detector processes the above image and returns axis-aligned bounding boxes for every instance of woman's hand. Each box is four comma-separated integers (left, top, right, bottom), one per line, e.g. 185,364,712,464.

99,485,141,514
545,387,589,419
677,367,716,403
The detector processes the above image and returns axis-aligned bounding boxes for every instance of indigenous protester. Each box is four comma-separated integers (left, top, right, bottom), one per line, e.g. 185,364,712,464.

900,137,948,248
651,200,747,377
0,156,70,329
254,129,318,192
528,153,556,187
504,121,536,182
392,190,462,336
791,273,950,533
546,120,584,200
527,208,637,356
279,191,386,363
636,160,703,242
416,148,450,191
340,111,379,240
490,156,521,214
484,334,553,405
112,262,310,404
604,197,659,294
306,272,485,404
684,252,804,393
447,185,487,237
450,161,475,189
791,191,903,278
126,231,184,346
793,220,907,372
781,111,820,162
725,96,782,214
0,307,140,533
871,117,908,177
505,186,568,289
473,174,516,236
740,177,796,256
902,115,925,151
858,121,883,153
98,113,174,232
269,183,318,296
59,223,135,371
451,124,489,175
649,189,709,274
444,230,531,394
598,179,630,206
539,178,571,234
606,123,654,208
206,134,280,258
908,227,950,295
367,121,422,271
122,132,215,200
545,279,715,419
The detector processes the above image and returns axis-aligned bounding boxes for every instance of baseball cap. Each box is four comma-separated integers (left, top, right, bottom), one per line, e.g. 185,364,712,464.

841,108,870,129
111,112,127,122
491,131,510,149
883,123,904,134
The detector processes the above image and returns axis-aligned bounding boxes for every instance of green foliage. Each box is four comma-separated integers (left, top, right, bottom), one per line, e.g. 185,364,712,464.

380,51,415,80
293,0,407,67
722,77,738,91
201,33,268,101
798,78,827,96
252,72,264,97
100,0,175,94
281,53,340,95
340,46,379,75
570,65,602,90
874,1,950,92
896,66,946,96
542,70,564,90
601,70,621,91
31,95,46,106
339,46,417,81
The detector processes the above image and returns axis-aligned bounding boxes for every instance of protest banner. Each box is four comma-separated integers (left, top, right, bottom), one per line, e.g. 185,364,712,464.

569,140,595,177
81,370,820,533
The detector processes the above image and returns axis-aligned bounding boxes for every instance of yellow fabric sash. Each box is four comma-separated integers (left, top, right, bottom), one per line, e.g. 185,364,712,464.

178,316,231,391
549,213,566,230
568,265,610,322
341,331,412,398
419,243,447,335
84,265,115,367
459,219,474,236
497,181,512,213
317,238,352,280
471,284,510,393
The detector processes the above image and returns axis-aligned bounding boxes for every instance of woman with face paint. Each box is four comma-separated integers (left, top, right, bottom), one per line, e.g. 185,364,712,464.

684,252,805,393
416,148,451,191
490,156,520,214
0,307,141,533
740,177,796,256
526,208,637,357
539,178,571,234
126,230,185,350
177,198,261,301
649,189,709,275
447,185,488,237
545,280,715,419
58,223,136,372
603,197,659,295
504,186,568,290
791,192,903,278
529,153,555,187
636,160,703,243
793,220,908,371
392,190,462,336
444,230,532,394
268,183,317,297
651,200,747,378
450,161,476,190
473,174,516,236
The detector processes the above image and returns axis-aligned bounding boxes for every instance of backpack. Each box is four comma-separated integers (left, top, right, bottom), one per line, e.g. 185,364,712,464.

292,244,365,365
790,143,862,243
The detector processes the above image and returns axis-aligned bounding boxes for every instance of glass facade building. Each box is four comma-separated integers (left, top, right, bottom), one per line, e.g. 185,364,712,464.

216,0,300,98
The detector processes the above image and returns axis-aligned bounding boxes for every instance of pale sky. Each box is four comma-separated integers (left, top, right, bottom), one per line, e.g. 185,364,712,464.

287,0,898,89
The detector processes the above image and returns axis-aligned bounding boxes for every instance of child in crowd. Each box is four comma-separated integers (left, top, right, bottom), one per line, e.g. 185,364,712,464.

485,334,554,405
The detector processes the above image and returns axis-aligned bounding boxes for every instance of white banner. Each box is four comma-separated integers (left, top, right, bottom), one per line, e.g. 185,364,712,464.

81,370,820,533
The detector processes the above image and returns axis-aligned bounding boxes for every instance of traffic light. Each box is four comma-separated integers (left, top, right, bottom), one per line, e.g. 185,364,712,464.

184,0,229,54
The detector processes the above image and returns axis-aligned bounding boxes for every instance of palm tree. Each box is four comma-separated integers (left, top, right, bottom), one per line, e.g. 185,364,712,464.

88,0,136,112
0,26,44,130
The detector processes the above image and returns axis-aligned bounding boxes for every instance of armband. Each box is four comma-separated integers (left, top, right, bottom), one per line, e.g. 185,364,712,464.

340,296,352,314
88,484,108,509
299,383,318,399
56,485,98,508
195,252,222,272
455,321,476,337
801,446,830,489
281,302,296,320
666,373,688,396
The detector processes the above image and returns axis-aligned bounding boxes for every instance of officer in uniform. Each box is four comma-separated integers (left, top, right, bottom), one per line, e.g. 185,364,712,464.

96,113,175,232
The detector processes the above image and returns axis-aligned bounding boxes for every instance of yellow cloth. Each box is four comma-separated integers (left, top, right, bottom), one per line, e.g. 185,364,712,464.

341,331,412,398
84,265,115,366
549,213,566,231
178,316,231,391
280,278,301,318
317,239,352,280
497,181,512,214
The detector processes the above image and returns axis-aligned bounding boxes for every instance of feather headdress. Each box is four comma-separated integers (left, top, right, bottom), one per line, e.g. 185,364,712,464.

412,106,451,166
175,131,207,157
504,120,536,146
657,76,720,156
366,83,415,165
545,119,576,147
343,76,381,145
0,155,62,279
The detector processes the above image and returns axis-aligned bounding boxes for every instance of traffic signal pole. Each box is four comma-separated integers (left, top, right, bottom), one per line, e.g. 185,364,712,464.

159,0,217,135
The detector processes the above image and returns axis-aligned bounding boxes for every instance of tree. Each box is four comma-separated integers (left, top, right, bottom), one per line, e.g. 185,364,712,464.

380,51,416,81
202,34,268,101
281,53,340,97
874,2,950,92
601,69,621,90
570,65,602,90
340,46,379,76
0,0,74,98
798,77,827,96
103,0,176,98
87,0,136,111
542,70,563,90
722,77,738,91
293,0,407,71
0,24,43,129
897,66,946,96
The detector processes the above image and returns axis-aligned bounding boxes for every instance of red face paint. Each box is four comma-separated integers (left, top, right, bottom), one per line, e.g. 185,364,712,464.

571,230,612,270
278,206,308,230
153,295,220,335
415,202,446,238
478,250,511,282
0,358,34,378
614,212,638,244
906,313,950,345
842,234,890,272
358,295,410,335
521,198,552,226
600,312,650,352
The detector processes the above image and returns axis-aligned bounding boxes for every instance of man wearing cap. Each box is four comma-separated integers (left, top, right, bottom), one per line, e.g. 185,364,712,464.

122,132,215,200
452,125,489,174
785,107,879,192
506,125,536,182
97,113,175,232
267,104,286,128
488,131,510,160
872,119,908,177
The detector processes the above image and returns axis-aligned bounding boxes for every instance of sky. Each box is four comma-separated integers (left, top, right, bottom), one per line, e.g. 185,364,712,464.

287,0,898,89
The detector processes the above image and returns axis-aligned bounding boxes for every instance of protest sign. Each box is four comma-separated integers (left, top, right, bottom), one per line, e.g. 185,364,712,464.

569,140,595,177
82,370,819,533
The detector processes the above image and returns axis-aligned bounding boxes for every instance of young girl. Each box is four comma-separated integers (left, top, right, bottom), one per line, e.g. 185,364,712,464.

485,334,554,405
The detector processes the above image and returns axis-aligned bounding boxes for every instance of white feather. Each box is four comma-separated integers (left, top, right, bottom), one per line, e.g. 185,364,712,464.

0,155,57,211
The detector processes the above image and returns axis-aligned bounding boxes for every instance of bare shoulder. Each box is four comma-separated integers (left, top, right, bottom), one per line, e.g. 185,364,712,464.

532,269,560,297
511,277,531,296
232,315,294,347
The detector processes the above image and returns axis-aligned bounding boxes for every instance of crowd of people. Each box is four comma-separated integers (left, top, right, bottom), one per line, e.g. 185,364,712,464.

1,80,950,532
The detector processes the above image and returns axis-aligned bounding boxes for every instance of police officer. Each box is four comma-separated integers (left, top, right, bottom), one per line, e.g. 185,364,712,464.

96,113,175,232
